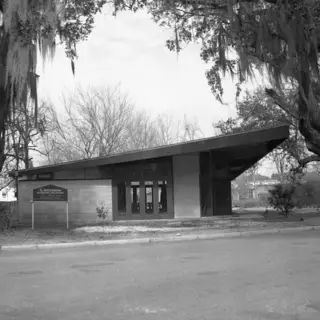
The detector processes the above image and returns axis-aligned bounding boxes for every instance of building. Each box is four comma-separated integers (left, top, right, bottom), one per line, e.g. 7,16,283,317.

247,179,280,200
11,125,289,227
231,181,240,202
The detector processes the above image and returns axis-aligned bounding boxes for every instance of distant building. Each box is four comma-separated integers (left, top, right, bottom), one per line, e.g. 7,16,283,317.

231,181,240,201
247,180,280,200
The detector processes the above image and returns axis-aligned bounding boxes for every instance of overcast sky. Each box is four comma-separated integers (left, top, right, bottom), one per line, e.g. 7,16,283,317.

36,5,275,175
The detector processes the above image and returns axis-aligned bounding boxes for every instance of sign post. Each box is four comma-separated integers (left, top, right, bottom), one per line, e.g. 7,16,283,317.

66,201,69,230
32,185,69,230
31,201,34,230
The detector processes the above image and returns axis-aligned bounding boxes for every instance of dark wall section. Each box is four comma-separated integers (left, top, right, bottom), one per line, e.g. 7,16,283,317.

199,152,232,216
213,180,232,215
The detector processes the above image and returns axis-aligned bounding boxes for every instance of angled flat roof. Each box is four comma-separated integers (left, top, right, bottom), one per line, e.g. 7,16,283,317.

14,125,289,176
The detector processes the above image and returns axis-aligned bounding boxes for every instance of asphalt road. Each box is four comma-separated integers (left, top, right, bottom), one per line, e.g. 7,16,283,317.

1,231,320,320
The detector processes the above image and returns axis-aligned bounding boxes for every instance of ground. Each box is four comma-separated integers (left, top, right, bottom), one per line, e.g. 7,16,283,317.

1,208,320,246
1,230,320,320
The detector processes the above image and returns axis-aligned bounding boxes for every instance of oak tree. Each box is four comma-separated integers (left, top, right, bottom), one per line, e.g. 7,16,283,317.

114,0,320,167
0,0,106,172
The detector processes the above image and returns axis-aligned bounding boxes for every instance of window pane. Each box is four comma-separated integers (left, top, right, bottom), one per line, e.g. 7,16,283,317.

131,181,140,214
117,182,126,214
145,181,153,214
158,180,167,213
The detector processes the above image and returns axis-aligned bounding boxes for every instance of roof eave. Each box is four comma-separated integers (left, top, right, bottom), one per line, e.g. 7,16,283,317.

14,125,289,176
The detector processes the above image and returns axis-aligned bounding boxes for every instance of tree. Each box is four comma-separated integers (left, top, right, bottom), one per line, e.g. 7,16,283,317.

124,110,160,151
7,99,47,169
179,115,203,141
214,86,308,173
0,0,106,173
113,0,320,167
41,85,135,163
270,149,288,183
40,85,204,164
0,99,47,193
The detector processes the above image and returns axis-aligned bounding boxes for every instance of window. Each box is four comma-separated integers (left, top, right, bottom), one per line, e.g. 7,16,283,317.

131,181,140,214
158,180,167,213
117,182,126,214
145,181,153,214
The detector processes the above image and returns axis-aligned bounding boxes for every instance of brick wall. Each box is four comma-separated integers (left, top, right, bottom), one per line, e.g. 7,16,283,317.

18,180,112,227
172,154,201,219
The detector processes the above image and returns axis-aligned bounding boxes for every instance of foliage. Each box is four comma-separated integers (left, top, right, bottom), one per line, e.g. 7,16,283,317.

268,183,297,216
295,183,315,207
2,0,106,103
0,0,106,174
233,198,263,209
214,86,309,172
113,0,320,165
268,166,304,215
96,205,108,220
0,202,12,230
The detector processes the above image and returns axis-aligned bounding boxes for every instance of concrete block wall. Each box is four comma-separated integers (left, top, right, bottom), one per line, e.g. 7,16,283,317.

18,180,112,227
172,154,201,219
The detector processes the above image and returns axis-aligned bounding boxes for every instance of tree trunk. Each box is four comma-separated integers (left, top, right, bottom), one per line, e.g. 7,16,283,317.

0,69,8,175
297,53,320,159
0,15,9,174
299,111,320,157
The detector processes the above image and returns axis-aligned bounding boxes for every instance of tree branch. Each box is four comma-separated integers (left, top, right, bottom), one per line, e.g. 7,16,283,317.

265,88,299,120
299,155,320,167
0,179,14,192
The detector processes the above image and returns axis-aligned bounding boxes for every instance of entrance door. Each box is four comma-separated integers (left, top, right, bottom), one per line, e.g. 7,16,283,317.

113,179,172,220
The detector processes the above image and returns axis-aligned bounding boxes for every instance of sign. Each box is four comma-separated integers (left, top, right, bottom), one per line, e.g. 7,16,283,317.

33,185,68,202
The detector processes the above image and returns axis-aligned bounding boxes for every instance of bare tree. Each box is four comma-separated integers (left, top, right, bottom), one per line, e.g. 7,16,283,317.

243,160,263,199
6,100,47,169
124,110,159,151
0,98,47,191
41,85,135,163
154,113,179,145
40,85,205,164
179,115,203,142
124,112,204,150
269,150,287,183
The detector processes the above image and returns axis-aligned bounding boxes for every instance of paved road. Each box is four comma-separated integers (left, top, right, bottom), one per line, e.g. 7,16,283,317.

1,231,320,320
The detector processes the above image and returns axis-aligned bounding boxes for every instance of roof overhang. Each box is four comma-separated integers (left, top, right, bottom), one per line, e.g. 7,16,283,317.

12,125,289,177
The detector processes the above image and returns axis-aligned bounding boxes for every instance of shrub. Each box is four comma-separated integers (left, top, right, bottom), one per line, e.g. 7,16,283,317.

268,183,297,216
294,183,316,207
96,205,109,220
232,199,261,208
0,203,12,231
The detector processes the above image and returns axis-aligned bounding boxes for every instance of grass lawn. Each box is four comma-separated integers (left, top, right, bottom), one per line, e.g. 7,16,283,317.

1,208,319,247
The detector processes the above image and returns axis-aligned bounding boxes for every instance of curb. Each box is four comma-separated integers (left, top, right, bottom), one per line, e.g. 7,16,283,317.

1,225,320,252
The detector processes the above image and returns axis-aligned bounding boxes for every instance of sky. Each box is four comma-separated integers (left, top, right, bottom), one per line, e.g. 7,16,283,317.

36,5,275,175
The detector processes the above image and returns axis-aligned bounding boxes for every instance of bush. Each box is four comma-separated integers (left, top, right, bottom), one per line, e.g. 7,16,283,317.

96,205,109,220
0,203,12,231
268,183,297,216
233,199,261,208
294,182,317,207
